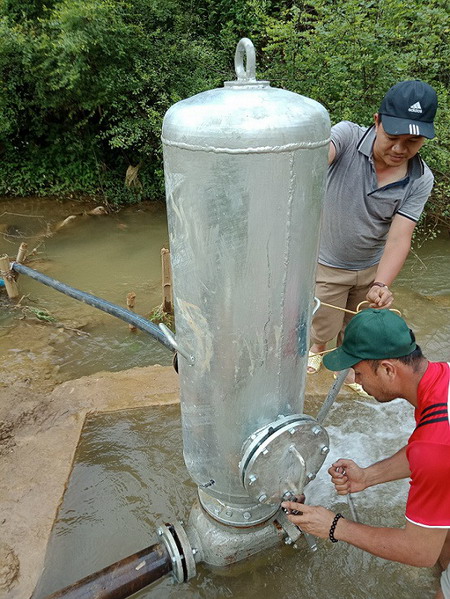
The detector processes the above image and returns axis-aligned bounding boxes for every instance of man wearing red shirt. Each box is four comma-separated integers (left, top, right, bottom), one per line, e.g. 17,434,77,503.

283,309,450,598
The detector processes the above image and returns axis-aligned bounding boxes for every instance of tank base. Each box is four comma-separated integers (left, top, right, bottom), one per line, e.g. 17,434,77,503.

186,499,285,568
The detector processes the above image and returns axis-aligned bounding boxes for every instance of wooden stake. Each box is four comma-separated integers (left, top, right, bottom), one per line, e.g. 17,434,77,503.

0,254,19,299
161,248,173,314
126,292,137,331
16,242,28,264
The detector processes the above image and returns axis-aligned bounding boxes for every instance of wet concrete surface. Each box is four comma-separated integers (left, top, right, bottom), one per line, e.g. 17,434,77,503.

27,371,438,599
0,362,180,599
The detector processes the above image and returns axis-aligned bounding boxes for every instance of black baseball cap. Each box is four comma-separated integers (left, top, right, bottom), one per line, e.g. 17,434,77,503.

379,80,437,139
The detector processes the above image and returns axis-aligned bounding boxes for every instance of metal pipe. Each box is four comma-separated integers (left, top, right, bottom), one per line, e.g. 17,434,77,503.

347,493,360,522
316,368,349,425
11,262,173,351
316,369,360,522
39,543,172,599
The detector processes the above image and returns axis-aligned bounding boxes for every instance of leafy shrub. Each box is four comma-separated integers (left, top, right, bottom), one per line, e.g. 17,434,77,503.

0,0,448,230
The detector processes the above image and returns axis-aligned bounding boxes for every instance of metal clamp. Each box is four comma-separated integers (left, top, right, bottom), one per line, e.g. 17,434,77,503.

276,508,302,544
158,324,195,365
276,508,318,552
313,296,321,315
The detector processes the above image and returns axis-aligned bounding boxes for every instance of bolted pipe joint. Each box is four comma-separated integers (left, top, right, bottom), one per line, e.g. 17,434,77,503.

156,521,197,583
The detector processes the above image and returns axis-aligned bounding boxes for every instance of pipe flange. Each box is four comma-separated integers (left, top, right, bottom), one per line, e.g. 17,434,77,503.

240,414,315,471
156,520,196,583
240,416,329,504
171,520,196,580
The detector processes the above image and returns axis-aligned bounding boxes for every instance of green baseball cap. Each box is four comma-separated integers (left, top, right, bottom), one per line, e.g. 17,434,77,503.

323,309,417,371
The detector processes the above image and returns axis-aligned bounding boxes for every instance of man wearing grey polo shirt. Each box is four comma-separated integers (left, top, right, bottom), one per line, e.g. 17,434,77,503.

307,80,438,391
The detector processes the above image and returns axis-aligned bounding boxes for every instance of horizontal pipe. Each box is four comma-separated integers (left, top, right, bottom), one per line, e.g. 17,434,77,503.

12,262,174,351
39,543,172,599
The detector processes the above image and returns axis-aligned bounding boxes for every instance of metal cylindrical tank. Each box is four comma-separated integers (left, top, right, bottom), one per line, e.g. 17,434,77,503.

162,39,330,515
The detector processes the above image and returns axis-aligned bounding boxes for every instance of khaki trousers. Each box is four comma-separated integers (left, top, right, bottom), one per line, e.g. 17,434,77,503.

310,263,378,347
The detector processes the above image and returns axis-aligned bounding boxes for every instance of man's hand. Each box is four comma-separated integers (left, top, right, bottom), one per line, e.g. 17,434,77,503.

328,459,368,495
366,284,393,308
281,500,448,567
281,502,336,539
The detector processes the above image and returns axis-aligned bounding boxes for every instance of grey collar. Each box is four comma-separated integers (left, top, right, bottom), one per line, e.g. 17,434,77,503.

357,125,425,177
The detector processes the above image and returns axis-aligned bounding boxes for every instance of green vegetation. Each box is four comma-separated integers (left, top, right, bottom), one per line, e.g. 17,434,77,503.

148,304,174,328
0,0,449,228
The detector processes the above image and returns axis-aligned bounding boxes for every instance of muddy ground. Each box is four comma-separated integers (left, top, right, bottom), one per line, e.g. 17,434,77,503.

0,318,181,599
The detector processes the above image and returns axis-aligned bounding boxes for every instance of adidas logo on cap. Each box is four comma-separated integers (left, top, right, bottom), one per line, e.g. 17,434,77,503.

379,81,437,139
408,102,423,114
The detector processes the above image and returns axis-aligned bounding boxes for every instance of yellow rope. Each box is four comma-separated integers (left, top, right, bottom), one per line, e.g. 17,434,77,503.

319,300,401,316
310,301,402,357
309,347,338,356
319,301,358,315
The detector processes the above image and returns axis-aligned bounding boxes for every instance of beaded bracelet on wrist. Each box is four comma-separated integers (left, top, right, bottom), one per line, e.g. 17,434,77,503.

329,513,344,543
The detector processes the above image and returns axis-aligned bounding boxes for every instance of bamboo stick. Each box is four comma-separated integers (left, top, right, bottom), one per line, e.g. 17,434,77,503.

161,248,173,314
0,254,19,299
126,292,137,331
16,242,28,264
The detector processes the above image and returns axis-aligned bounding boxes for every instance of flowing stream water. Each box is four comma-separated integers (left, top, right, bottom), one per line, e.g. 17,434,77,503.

0,198,173,380
1,198,449,599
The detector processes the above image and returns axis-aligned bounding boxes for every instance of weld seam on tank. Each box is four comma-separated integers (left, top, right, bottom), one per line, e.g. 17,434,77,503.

160,137,331,154
277,151,296,395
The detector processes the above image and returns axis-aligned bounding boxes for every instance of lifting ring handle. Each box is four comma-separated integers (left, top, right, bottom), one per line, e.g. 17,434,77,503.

235,38,256,82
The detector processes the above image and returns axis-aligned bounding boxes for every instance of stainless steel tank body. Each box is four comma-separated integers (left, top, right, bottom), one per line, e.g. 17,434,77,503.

162,39,330,523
